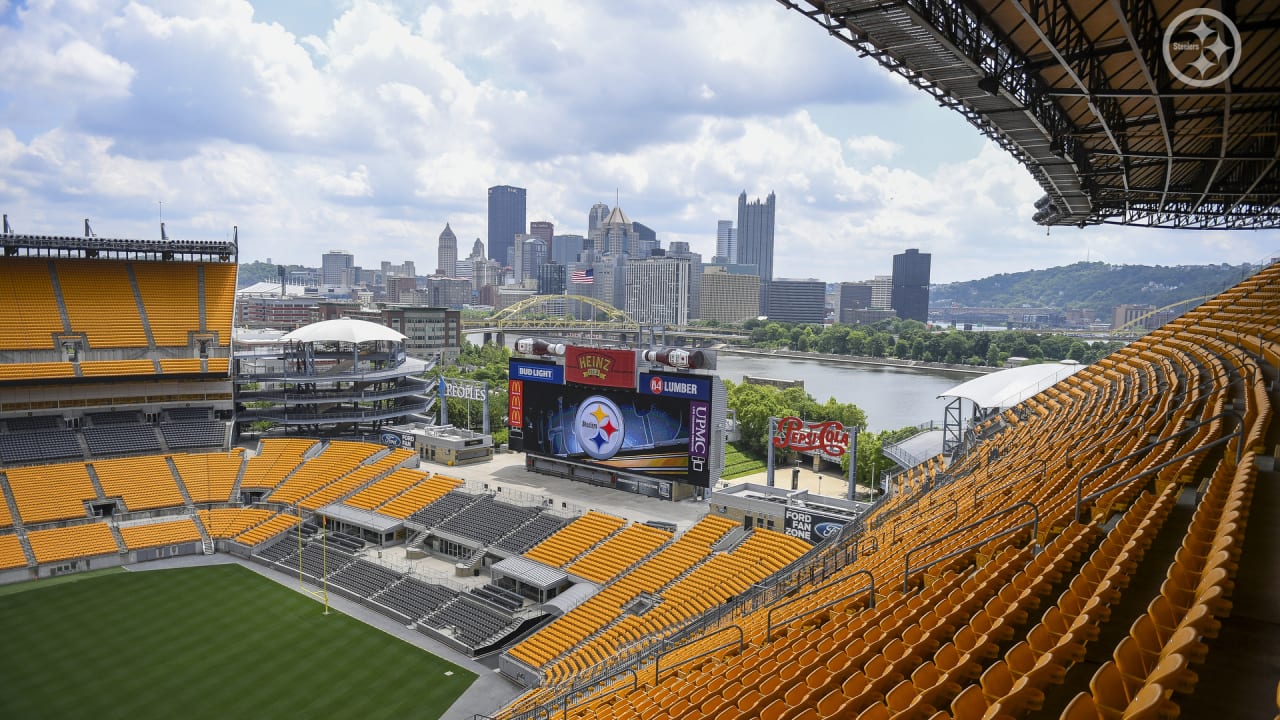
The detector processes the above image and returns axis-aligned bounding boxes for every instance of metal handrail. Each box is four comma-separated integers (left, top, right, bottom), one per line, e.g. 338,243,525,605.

560,667,638,720
902,500,1039,592
893,496,958,542
973,456,1047,506
1074,427,1244,524
766,570,874,641
653,624,744,684
1072,408,1242,522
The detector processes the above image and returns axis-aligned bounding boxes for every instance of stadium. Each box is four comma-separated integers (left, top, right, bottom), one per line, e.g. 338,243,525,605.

2,2,1280,720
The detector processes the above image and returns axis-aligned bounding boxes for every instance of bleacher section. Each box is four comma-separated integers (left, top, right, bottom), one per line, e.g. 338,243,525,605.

160,421,227,450
0,428,82,465
524,511,626,568
0,534,27,569
565,522,674,584
171,451,244,503
426,596,519,647
83,423,161,456
301,448,415,511
202,264,237,339
235,513,300,546
119,519,202,550
54,259,148,348
197,508,276,539
492,263,1279,720
344,467,429,511
92,455,184,511
267,440,378,507
438,496,541,545
4,462,97,524
407,490,479,528
372,576,458,623
0,258,64,351
240,438,314,489
26,523,118,564
379,474,462,519
495,513,567,554
130,261,199,347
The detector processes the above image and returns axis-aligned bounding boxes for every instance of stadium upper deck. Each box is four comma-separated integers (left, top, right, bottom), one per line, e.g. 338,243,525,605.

781,0,1280,229
0,225,237,381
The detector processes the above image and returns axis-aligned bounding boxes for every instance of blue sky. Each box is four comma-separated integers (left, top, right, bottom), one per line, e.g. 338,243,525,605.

0,0,1274,284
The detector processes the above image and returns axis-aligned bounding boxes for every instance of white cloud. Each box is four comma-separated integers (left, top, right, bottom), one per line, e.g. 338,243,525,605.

0,0,1274,285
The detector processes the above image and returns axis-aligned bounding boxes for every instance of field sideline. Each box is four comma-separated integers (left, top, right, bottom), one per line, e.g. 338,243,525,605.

0,564,476,720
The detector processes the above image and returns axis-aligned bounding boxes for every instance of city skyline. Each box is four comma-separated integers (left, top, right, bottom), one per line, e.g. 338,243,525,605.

1,1,1275,286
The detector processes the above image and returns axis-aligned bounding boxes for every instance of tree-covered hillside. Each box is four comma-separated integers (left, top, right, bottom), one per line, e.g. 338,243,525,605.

931,262,1256,314
237,260,312,287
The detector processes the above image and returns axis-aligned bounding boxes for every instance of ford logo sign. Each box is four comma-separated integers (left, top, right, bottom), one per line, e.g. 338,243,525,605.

814,522,842,538
380,432,400,447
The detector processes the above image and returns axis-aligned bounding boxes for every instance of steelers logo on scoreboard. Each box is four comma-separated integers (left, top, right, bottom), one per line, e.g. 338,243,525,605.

574,395,625,460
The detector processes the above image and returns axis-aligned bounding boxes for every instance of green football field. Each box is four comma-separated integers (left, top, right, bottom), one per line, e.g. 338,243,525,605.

0,564,476,720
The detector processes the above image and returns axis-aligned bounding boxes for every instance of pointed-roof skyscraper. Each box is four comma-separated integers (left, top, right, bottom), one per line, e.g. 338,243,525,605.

437,223,458,277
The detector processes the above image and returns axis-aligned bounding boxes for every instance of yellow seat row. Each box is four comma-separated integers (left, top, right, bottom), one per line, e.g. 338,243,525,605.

26,523,118,563
119,518,202,550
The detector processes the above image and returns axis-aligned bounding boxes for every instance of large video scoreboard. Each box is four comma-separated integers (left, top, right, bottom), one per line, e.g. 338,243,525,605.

508,347,724,488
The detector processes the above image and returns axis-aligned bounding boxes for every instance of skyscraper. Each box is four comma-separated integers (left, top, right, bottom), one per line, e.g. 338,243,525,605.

551,234,585,266
590,205,637,257
321,250,354,286
529,220,554,255
716,220,737,264
624,254,689,326
436,223,457,277
487,185,526,266
700,266,760,325
631,222,658,257
667,240,702,321
767,278,825,324
891,248,932,322
588,203,610,234
737,191,775,315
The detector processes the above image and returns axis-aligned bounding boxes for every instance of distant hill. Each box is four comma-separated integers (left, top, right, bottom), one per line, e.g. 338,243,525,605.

931,261,1256,314
237,261,311,288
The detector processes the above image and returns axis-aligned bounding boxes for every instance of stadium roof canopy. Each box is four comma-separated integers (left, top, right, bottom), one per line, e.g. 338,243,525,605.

780,0,1280,229
939,359,1086,409
281,317,407,344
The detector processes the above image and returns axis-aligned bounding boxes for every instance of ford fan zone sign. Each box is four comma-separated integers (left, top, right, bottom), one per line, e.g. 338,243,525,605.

772,417,850,457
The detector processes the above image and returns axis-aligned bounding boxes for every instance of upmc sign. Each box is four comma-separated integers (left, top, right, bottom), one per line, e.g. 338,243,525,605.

772,417,850,457
564,346,637,389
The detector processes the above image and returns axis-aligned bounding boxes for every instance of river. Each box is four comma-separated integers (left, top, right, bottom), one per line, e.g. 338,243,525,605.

713,351,975,432
470,333,977,433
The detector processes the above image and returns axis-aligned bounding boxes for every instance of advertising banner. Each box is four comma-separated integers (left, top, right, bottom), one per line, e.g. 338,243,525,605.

772,417,850,457
509,378,711,487
564,346,637,389
782,507,848,544
510,360,564,385
639,371,711,401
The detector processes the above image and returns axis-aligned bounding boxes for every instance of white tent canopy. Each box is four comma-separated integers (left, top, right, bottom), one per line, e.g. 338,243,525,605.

281,317,407,344
939,360,1086,410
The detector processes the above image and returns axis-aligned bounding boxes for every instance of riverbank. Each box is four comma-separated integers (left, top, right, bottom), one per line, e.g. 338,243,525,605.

715,346,998,376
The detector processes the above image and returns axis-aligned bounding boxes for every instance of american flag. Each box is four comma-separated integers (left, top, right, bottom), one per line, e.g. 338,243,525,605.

570,268,594,284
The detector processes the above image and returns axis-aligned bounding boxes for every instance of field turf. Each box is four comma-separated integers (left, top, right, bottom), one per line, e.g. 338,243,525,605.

0,564,476,720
